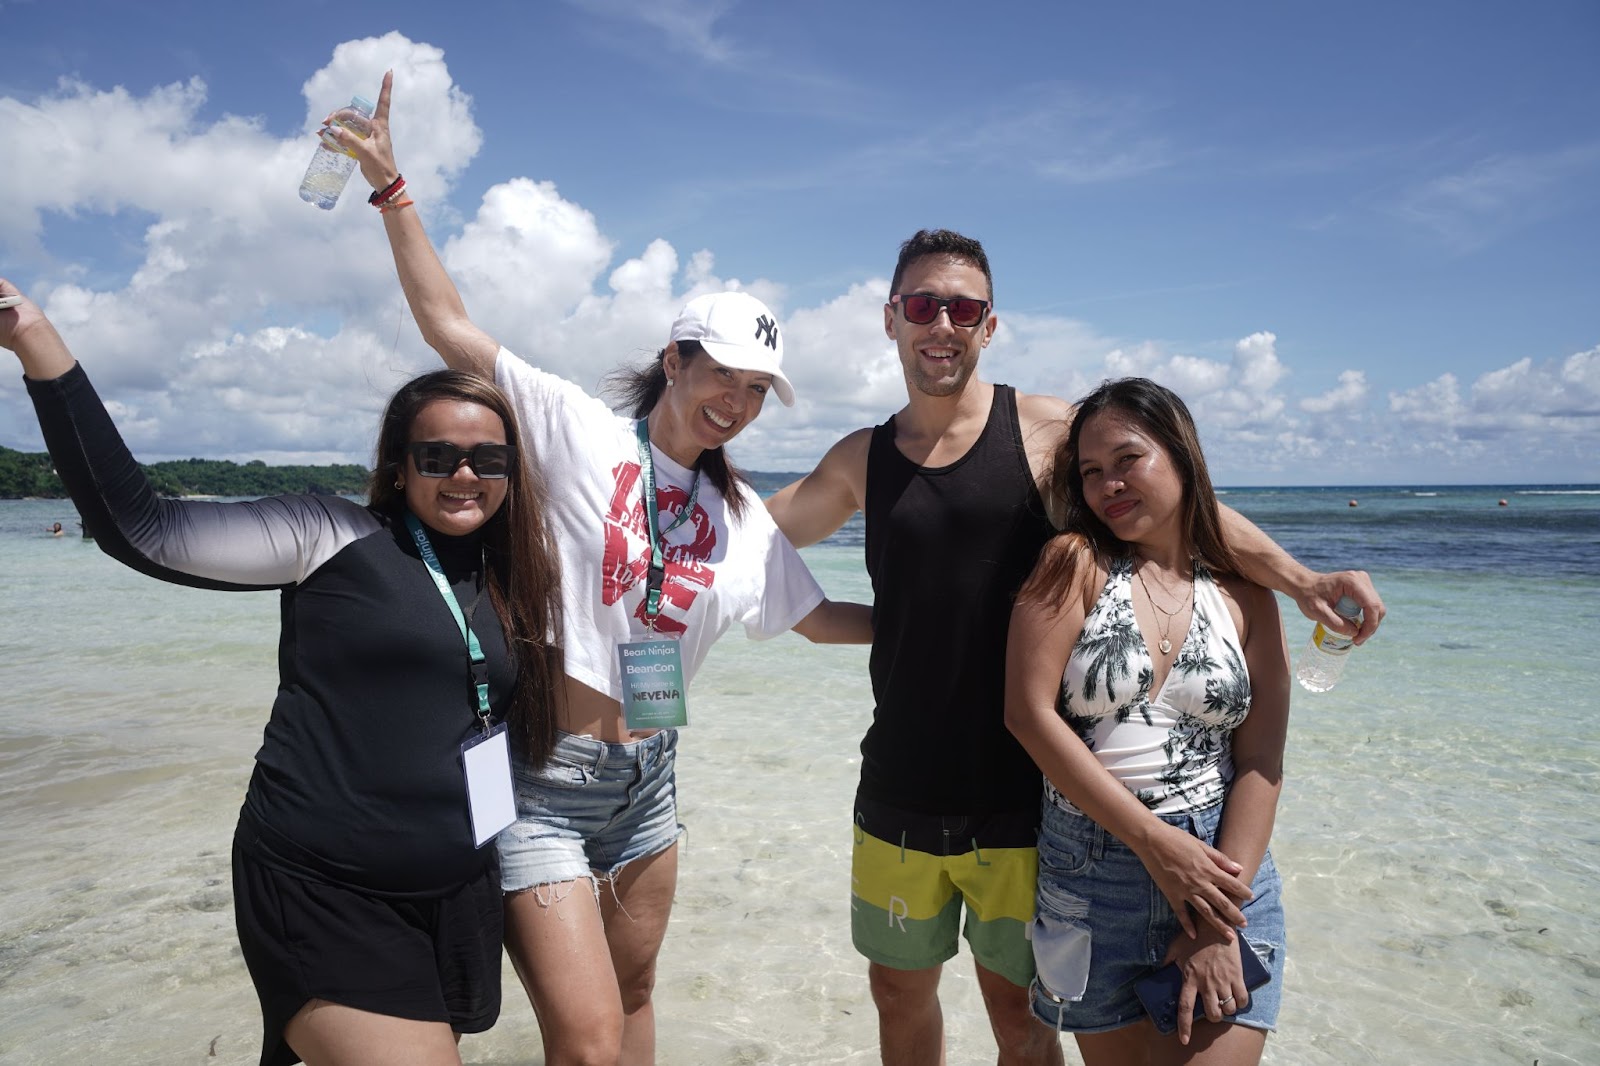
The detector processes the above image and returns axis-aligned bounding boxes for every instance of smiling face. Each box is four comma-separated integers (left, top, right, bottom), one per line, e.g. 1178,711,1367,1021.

650,343,772,466
1076,408,1188,550
884,254,997,399
401,399,511,538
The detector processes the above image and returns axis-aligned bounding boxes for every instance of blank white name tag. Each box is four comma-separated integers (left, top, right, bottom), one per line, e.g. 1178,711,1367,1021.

460,723,516,848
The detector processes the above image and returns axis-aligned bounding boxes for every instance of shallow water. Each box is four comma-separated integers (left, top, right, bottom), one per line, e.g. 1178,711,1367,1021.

1,491,1596,1064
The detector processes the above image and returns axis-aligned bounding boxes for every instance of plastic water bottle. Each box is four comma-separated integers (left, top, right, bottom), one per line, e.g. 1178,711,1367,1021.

1296,595,1363,692
297,95,374,209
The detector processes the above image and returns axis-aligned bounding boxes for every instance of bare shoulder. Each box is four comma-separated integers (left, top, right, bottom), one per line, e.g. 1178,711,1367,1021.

814,426,872,490
1013,390,1075,501
825,425,875,463
1213,571,1281,641
1016,390,1076,437
768,425,873,545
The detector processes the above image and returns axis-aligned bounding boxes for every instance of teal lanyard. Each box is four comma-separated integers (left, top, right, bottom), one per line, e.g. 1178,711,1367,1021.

634,418,700,626
404,511,492,731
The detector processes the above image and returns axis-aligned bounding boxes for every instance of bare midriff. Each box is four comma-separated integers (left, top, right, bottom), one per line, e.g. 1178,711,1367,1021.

557,675,658,742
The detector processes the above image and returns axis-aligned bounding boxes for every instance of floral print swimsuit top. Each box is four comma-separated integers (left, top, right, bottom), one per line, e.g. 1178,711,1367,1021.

1053,556,1252,815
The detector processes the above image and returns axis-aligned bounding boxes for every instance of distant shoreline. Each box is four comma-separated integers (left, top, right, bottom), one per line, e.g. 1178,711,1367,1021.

3,443,1593,498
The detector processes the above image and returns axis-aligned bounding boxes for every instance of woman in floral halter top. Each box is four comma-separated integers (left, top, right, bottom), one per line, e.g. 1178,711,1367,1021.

1006,377,1292,1065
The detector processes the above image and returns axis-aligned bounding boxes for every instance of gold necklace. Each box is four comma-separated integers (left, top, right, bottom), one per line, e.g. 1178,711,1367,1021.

1135,560,1194,656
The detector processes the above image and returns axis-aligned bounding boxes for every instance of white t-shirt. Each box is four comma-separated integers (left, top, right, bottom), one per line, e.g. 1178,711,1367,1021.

495,347,825,702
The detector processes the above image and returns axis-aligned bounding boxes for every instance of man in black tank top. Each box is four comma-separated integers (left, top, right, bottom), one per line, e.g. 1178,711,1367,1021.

767,230,1386,1066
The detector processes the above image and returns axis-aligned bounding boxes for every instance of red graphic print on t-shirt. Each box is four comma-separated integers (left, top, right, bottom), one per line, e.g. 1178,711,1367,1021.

601,460,717,636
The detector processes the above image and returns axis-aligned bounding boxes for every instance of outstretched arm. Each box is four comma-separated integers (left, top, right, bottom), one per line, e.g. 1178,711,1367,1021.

1220,505,1386,643
1,285,360,591
326,70,499,376
766,429,870,548
791,599,873,644
1005,537,1253,941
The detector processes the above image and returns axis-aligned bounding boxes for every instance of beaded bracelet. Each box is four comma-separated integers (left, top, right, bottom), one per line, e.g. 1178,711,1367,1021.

368,174,405,207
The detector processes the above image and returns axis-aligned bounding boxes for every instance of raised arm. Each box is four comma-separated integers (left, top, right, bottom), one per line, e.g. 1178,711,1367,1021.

1219,504,1386,644
328,71,498,376
766,428,870,548
1004,537,1253,941
1,285,365,591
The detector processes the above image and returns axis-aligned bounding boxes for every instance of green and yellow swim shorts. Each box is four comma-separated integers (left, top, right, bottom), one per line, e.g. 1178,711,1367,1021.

850,795,1039,987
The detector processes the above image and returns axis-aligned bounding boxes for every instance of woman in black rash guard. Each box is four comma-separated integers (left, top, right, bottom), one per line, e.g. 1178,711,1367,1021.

1,282,564,1066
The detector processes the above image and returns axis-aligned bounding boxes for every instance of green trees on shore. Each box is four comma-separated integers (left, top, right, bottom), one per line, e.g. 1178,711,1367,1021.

0,446,370,499
2,445,805,500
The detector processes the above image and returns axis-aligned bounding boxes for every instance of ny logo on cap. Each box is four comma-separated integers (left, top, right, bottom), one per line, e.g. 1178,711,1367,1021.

754,315,779,350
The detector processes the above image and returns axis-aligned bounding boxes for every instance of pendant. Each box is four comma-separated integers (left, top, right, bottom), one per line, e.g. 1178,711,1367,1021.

1159,638,1172,655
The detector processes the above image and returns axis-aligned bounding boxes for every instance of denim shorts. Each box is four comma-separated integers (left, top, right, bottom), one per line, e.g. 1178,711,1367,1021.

1029,798,1286,1035
497,729,684,893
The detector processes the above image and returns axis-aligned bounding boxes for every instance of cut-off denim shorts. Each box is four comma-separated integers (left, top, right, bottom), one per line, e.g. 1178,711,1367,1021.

497,729,683,893
1029,796,1286,1035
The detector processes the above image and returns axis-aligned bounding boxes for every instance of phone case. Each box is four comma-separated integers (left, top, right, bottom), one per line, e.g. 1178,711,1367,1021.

1133,936,1271,1035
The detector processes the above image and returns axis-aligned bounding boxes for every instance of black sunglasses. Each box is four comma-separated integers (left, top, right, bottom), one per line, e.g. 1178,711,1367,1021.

406,441,517,479
891,293,991,328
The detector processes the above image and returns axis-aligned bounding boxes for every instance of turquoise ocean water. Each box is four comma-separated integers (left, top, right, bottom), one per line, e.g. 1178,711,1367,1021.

0,486,1596,1064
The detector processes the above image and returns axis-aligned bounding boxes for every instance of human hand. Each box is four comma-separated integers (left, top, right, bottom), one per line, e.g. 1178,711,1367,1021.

1163,930,1247,1045
1139,820,1252,941
321,69,400,194
0,280,74,379
1293,569,1385,644
0,280,38,352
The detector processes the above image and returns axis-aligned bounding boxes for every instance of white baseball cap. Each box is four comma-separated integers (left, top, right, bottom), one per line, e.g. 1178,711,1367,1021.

668,291,794,406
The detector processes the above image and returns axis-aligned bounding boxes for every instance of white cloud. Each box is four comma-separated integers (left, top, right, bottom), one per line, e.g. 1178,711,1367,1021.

1394,144,1600,251
2,34,1597,487
1301,370,1368,414
562,0,740,64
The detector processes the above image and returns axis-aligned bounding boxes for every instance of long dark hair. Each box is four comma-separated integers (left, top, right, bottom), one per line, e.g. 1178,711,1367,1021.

367,370,565,766
1024,377,1239,598
603,340,753,521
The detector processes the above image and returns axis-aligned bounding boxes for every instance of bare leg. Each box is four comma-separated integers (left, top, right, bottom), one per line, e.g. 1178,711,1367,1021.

283,1000,463,1066
1078,1017,1266,1066
1076,1022,1154,1066
600,844,680,1066
504,879,625,1066
1148,1020,1266,1066
870,961,946,1066
974,961,1063,1066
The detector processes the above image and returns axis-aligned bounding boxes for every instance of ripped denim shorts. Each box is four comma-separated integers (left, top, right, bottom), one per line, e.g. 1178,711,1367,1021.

497,729,684,894
1029,796,1285,1034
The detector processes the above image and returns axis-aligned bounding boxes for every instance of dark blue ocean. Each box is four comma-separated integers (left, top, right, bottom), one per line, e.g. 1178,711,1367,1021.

809,483,1600,578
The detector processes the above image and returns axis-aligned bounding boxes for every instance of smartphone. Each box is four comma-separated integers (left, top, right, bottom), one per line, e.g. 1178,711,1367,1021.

0,295,22,310
1133,937,1271,1035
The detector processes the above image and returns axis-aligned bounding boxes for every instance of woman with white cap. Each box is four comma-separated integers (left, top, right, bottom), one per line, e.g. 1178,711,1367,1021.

334,73,870,1065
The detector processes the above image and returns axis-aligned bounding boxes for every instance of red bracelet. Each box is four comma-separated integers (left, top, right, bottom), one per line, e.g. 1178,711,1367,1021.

368,175,405,207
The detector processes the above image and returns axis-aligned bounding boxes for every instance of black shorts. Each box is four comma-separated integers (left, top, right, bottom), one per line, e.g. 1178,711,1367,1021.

232,843,503,1066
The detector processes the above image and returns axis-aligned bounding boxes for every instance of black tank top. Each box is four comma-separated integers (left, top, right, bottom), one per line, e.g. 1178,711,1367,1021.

860,385,1056,814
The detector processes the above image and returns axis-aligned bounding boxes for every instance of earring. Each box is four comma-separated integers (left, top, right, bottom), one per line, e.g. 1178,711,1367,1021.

666,378,675,387
394,478,404,490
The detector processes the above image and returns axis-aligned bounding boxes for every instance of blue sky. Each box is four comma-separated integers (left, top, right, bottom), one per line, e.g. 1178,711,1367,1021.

3,0,1597,484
